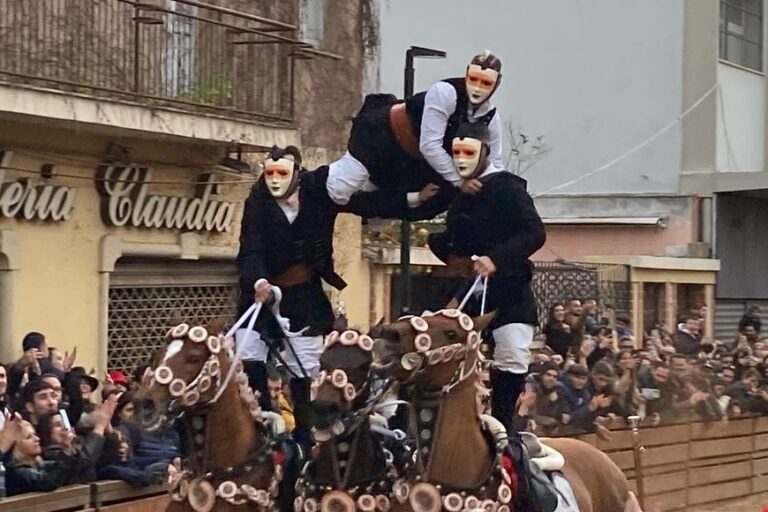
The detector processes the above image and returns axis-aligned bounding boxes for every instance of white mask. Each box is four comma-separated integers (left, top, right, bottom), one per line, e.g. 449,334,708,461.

452,137,486,179
465,64,500,105
264,157,297,198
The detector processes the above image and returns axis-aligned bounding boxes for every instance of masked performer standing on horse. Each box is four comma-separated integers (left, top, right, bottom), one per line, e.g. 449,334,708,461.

324,50,506,219
428,122,546,435
235,146,349,454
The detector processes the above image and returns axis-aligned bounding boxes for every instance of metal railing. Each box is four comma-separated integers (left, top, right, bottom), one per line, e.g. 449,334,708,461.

0,0,305,122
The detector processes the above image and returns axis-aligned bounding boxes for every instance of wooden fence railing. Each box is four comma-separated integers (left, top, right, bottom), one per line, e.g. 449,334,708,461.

0,481,167,512
574,416,768,511
1,418,767,512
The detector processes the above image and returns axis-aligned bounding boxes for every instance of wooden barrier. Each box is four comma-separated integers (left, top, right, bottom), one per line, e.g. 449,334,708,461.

0,484,92,512
90,481,167,511
0,481,167,512
2,419,768,512
574,415,768,511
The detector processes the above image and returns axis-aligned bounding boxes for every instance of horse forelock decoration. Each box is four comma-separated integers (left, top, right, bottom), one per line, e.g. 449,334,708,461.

135,323,283,512
296,330,413,512
373,310,643,512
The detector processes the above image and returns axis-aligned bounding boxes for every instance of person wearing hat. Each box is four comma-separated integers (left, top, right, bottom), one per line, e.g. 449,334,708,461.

107,370,129,392
68,367,99,414
555,364,590,429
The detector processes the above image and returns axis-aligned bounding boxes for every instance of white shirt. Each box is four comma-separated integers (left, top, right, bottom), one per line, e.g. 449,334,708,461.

419,81,504,186
477,161,505,180
277,194,299,223
326,153,420,207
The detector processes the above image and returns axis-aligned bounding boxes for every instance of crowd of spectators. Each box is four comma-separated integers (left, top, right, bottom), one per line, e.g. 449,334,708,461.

515,300,768,439
0,332,180,497
2,303,765,499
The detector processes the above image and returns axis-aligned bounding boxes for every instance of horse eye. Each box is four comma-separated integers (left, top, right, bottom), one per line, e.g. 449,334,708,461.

187,355,204,365
445,330,458,342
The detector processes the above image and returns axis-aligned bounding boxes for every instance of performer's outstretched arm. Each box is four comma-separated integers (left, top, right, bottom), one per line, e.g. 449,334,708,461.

487,114,505,170
236,188,268,310
419,82,463,186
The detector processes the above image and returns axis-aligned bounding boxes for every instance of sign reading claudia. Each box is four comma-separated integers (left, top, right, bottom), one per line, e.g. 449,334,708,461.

96,164,237,233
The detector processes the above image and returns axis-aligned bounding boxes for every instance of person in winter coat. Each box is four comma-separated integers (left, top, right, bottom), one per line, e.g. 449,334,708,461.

556,364,613,433
674,316,703,355
542,303,572,362
6,420,64,495
37,394,118,484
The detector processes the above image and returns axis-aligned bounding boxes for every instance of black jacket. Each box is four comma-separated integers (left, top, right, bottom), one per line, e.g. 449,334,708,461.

237,169,345,337
429,171,546,325
6,459,63,496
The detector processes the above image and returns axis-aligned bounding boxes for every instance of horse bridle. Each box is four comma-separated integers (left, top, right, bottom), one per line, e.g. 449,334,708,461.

394,310,483,395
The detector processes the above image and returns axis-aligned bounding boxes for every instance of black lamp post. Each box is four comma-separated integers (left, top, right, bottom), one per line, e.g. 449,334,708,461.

399,46,446,316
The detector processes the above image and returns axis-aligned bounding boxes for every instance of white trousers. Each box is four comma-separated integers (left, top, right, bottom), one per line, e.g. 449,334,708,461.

491,323,534,374
235,329,322,378
281,335,323,378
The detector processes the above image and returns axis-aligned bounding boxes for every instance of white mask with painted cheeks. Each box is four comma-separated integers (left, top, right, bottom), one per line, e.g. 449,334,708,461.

264,157,297,199
452,137,487,179
465,64,500,105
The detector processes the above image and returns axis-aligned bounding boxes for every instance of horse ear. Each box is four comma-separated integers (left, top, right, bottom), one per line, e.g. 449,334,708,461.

473,311,497,332
368,317,386,338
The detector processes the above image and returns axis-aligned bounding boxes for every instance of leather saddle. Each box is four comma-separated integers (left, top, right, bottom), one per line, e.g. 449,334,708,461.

481,418,561,512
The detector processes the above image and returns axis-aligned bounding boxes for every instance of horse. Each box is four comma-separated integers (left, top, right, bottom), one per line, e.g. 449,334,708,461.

372,310,642,512
134,323,284,512
296,329,412,512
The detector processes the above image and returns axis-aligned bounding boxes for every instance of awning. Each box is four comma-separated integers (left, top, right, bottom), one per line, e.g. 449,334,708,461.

543,217,665,227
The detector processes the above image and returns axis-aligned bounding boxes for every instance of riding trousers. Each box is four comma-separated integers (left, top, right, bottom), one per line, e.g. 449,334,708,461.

235,329,323,378
492,323,534,374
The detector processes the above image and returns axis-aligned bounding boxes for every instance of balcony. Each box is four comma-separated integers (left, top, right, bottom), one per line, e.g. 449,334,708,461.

0,0,322,126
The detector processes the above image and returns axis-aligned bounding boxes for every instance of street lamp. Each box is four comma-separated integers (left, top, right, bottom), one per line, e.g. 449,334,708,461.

399,46,446,316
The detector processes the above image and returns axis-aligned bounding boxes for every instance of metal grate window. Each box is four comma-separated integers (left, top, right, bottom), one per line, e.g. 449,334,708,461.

720,0,764,72
107,260,238,374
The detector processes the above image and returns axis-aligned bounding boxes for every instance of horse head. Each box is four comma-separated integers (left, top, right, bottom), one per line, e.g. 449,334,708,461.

372,310,495,392
309,330,375,439
134,323,254,431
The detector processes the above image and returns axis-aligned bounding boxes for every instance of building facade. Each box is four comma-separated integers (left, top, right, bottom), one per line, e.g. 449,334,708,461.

0,0,373,374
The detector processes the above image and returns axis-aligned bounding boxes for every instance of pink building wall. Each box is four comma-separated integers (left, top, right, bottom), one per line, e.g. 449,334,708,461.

533,218,694,262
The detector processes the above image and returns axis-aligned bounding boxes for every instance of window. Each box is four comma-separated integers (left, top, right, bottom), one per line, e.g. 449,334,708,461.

720,0,764,72
300,0,325,48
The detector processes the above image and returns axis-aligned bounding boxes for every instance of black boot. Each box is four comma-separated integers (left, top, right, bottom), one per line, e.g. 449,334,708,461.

490,369,526,434
289,377,313,452
242,360,272,412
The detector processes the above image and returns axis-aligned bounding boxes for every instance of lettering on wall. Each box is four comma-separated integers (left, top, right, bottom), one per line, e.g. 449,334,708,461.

0,150,77,222
95,163,236,232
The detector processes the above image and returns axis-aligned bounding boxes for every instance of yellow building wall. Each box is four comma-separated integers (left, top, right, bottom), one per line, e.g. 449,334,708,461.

0,123,249,375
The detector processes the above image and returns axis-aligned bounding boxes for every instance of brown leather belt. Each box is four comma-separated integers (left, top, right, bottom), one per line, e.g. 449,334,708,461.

273,263,313,288
389,103,423,160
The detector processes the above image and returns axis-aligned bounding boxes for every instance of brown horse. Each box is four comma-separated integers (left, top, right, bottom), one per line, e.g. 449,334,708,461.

373,311,642,512
135,323,282,512
296,330,408,512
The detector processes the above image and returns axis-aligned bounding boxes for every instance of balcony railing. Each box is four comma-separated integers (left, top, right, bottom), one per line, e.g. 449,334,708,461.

0,0,319,123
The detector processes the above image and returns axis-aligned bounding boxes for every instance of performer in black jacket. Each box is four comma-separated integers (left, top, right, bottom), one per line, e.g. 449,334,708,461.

325,50,505,220
236,146,345,449
428,123,546,434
